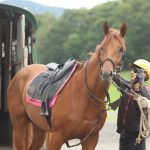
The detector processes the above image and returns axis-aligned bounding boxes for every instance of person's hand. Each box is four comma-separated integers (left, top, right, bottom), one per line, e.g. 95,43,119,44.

136,68,145,85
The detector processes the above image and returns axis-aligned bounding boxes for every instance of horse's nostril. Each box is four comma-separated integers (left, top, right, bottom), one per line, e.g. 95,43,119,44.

109,71,113,76
100,70,113,82
102,71,112,77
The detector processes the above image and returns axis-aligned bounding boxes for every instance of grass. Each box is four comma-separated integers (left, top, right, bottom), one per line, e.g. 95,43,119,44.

109,71,130,101
107,84,119,122
107,71,150,122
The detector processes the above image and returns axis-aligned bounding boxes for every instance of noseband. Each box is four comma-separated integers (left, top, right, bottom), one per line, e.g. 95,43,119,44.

100,58,116,73
100,51,126,74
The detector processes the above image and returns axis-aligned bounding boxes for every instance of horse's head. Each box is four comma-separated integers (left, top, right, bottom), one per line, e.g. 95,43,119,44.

97,21,127,82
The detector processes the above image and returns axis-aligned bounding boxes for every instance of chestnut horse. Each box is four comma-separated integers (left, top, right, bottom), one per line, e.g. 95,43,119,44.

7,21,127,150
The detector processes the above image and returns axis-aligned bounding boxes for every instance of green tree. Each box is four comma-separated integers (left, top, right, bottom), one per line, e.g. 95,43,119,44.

34,12,56,63
34,0,150,67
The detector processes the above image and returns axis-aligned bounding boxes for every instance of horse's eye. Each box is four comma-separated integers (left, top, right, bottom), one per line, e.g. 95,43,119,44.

119,48,124,52
100,47,104,51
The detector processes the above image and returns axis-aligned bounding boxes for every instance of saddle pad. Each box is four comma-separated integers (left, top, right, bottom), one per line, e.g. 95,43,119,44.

26,64,77,107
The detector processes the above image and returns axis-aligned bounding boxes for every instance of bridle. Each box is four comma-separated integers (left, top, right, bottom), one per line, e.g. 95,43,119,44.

66,46,126,148
84,47,126,105
99,48,126,74
84,61,107,105
66,22,128,148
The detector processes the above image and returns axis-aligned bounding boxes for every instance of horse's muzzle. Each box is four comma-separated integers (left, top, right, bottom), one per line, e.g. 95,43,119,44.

100,70,113,83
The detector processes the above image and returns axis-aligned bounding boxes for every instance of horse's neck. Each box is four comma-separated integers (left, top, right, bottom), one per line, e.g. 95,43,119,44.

87,57,99,85
86,55,109,98
79,55,108,118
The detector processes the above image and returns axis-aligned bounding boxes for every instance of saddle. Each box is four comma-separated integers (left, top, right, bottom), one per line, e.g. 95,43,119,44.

27,58,76,117
46,58,76,83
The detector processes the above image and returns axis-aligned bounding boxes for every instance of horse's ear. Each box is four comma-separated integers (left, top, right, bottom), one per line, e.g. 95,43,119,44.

103,21,109,35
120,23,127,37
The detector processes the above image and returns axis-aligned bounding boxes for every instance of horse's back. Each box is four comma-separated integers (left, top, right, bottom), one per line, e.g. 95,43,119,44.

10,64,47,86
7,64,47,106
14,64,47,79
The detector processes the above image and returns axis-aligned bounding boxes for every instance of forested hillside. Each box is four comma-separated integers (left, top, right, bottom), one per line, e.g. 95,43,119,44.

1,0,64,17
34,0,150,69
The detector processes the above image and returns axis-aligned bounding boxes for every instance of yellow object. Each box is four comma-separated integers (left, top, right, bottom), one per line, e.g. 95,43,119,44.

132,59,150,79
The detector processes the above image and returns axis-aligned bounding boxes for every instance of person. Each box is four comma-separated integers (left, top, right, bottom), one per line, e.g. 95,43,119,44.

112,59,150,150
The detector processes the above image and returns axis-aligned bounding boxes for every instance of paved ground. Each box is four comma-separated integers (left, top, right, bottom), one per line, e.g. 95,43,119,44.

1,121,150,150
61,120,150,150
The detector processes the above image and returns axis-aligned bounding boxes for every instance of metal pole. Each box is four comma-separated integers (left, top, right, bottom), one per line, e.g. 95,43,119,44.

3,20,13,112
8,21,13,80
16,14,25,71
0,22,1,111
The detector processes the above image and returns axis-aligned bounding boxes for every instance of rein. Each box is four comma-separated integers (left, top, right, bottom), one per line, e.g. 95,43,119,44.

65,60,110,148
66,48,126,148
84,60,110,105
66,112,103,148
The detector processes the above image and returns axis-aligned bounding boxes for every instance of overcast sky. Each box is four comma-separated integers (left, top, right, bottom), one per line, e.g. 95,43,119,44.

30,0,115,9
0,0,117,9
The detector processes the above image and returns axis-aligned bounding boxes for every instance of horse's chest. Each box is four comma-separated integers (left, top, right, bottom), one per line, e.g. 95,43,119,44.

76,111,107,137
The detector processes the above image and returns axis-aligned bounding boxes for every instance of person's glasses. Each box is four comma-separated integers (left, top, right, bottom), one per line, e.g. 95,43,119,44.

133,69,137,73
131,68,138,73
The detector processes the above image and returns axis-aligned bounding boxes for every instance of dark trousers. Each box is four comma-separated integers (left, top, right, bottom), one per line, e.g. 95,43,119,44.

119,136,146,150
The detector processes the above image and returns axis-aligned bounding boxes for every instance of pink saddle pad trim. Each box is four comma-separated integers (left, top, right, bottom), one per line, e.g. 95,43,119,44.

26,64,77,107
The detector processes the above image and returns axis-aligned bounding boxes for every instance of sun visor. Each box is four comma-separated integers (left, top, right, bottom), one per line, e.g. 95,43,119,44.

129,63,142,69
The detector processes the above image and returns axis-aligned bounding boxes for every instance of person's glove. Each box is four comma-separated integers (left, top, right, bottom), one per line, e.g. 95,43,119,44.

112,73,131,93
136,68,145,85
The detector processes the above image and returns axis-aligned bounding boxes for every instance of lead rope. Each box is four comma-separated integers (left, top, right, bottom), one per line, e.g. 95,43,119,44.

124,57,150,143
112,76,150,144
133,94,150,144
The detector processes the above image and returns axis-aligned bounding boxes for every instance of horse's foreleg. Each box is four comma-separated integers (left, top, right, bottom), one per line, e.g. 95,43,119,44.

81,132,99,150
47,132,63,150
29,124,46,150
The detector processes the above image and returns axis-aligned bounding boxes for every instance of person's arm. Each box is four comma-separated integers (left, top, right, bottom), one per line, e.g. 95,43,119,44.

112,73,131,93
140,86,150,100
110,74,130,110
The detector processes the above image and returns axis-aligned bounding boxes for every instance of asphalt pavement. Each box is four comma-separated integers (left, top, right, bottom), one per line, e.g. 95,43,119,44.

1,121,150,150
62,120,150,150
